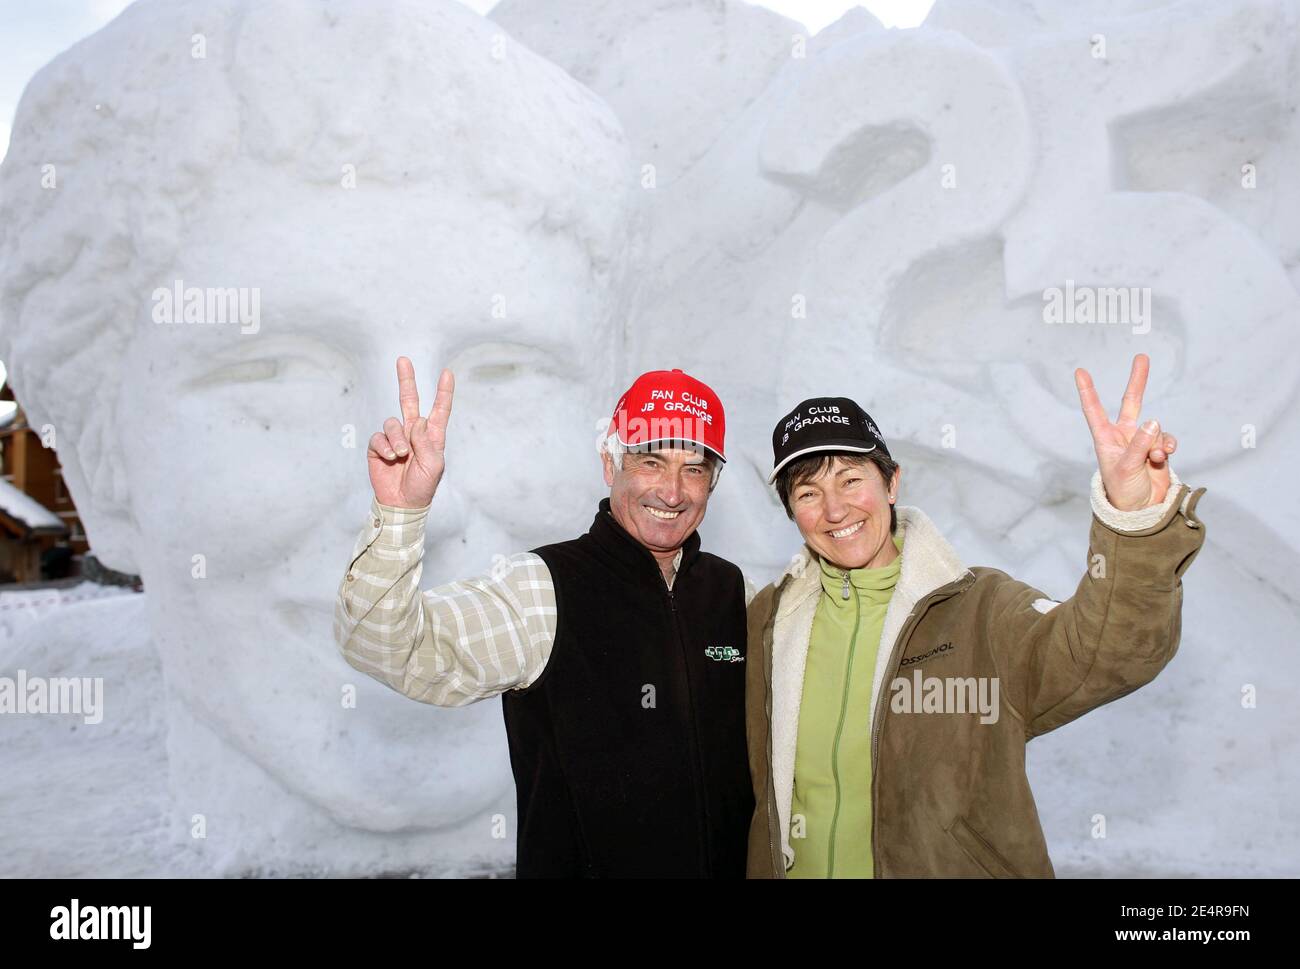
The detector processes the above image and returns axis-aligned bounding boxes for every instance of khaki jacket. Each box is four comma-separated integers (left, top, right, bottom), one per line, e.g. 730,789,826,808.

745,470,1208,878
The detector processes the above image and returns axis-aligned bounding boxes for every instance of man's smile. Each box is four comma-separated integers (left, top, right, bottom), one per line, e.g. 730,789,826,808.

644,505,682,521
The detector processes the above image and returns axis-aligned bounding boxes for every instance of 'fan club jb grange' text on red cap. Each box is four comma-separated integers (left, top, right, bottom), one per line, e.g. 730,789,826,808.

606,369,726,463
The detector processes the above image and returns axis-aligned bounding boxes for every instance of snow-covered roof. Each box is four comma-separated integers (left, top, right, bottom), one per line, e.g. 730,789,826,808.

0,478,66,533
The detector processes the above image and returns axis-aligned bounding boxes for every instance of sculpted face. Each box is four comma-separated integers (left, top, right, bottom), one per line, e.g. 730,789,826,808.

0,0,633,870
111,167,616,841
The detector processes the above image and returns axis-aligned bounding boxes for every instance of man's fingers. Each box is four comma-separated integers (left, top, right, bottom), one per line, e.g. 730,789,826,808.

408,416,441,465
426,368,455,442
383,417,409,457
368,431,398,461
1117,353,1149,427
1074,367,1110,439
397,356,422,423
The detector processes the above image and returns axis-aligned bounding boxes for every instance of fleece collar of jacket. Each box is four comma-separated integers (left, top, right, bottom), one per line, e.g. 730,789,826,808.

769,503,971,870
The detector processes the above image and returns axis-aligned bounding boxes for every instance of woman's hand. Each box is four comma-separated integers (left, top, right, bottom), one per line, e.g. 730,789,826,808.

1074,353,1177,512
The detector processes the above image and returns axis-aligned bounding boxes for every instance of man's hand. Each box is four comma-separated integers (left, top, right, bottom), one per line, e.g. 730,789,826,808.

367,357,454,509
1074,353,1178,512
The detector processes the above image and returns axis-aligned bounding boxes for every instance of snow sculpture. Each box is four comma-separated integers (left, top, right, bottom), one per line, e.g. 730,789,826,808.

0,0,632,873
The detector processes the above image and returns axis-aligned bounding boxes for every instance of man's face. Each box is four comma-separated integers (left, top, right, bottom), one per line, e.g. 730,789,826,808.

603,447,713,554
789,456,899,570
115,164,616,837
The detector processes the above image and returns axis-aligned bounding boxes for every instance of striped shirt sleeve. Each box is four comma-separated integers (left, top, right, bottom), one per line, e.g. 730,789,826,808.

333,496,558,706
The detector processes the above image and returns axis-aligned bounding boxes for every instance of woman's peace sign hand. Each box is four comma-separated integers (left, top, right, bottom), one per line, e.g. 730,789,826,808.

1074,353,1178,512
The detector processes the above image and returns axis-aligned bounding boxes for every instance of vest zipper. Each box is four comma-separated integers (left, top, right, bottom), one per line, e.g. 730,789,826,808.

825,580,861,878
665,585,713,875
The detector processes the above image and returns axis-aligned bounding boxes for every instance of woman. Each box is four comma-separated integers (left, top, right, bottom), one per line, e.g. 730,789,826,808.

744,354,1208,878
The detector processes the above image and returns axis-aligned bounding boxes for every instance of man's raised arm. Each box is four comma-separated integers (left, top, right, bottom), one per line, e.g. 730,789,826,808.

332,358,557,705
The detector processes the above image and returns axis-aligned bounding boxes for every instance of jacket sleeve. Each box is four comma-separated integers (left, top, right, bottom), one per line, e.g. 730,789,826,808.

984,469,1208,739
333,496,558,706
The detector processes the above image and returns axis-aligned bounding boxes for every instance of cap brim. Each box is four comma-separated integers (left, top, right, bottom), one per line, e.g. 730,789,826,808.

766,442,878,484
617,435,726,464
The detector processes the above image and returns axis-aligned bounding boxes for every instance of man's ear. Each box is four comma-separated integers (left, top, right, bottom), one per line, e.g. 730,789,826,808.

601,450,616,488
890,464,903,499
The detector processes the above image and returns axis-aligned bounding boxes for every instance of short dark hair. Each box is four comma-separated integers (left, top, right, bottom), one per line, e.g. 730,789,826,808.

774,451,899,533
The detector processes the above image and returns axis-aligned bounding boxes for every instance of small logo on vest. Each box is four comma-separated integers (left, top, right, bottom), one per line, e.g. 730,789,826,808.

704,646,744,663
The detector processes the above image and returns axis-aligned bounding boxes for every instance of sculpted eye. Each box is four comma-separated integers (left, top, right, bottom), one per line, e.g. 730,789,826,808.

183,338,358,400
472,360,524,380
187,358,281,386
447,341,566,383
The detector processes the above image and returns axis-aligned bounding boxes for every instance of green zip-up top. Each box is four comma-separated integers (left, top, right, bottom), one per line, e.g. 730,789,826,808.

788,532,903,878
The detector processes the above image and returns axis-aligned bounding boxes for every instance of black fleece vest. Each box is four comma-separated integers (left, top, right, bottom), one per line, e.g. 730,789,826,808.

501,499,752,878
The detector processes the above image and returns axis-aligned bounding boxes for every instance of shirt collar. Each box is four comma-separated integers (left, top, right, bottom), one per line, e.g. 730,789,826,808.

667,548,683,590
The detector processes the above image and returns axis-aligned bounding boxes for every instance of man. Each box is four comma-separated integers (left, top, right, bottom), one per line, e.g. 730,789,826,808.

335,360,752,877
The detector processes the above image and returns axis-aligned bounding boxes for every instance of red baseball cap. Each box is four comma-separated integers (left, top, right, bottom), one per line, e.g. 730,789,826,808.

606,369,726,462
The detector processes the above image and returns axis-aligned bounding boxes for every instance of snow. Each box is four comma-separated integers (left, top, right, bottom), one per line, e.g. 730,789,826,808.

0,478,64,531
0,580,132,643
0,0,1297,876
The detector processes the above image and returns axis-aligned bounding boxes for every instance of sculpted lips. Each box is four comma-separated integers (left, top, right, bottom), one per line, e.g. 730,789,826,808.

829,520,864,539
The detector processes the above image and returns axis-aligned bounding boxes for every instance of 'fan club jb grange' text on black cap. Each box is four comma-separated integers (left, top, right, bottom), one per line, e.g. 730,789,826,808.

768,397,891,484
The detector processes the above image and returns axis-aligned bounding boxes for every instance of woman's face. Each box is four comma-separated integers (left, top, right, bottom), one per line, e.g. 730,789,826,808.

789,456,900,571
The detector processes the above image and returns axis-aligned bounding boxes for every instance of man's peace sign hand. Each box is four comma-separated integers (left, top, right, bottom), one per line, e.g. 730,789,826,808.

1074,353,1178,512
366,357,455,509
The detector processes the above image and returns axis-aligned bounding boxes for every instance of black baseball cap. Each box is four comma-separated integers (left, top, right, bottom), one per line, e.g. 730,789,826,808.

768,397,891,484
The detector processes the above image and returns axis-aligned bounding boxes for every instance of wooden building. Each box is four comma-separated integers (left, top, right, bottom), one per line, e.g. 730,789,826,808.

0,384,86,583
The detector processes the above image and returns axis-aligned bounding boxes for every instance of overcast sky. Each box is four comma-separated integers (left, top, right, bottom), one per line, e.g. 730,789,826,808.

0,0,935,162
